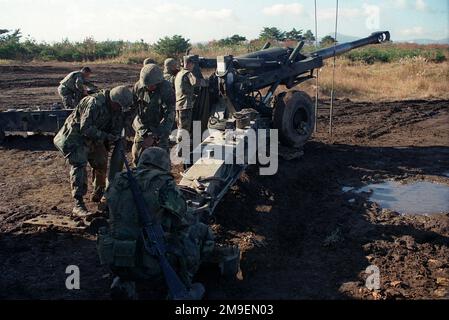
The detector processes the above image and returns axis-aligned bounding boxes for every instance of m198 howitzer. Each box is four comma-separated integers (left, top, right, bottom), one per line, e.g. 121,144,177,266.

0,93,97,143
178,31,390,220
190,31,390,147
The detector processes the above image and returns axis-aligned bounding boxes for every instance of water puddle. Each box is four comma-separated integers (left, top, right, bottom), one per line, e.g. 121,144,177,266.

343,181,449,215
342,187,354,193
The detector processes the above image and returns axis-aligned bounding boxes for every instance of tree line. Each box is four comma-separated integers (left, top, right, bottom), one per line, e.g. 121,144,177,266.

0,27,334,62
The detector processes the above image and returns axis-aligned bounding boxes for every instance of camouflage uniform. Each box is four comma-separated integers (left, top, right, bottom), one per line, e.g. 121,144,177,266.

174,66,206,140
98,148,215,298
163,58,179,90
132,64,175,165
164,72,177,91
58,71,93,108
54,90,123,206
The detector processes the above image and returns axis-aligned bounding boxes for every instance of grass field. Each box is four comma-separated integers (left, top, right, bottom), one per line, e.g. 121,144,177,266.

301,57,449,101
1,43,448,101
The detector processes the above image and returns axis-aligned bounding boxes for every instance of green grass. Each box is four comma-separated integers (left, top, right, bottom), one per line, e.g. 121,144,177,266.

345,43,448,64
0,59,17,64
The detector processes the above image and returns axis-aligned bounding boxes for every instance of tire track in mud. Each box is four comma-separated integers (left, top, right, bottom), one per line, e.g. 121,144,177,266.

316,99,449,143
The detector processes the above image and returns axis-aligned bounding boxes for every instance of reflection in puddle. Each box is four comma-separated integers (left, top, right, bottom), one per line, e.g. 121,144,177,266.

345,181,449,215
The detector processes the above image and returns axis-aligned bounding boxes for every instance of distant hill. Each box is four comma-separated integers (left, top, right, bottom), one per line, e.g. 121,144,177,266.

320,33,359,43
334,33,359,43
403,38,449,45
321,33,449,45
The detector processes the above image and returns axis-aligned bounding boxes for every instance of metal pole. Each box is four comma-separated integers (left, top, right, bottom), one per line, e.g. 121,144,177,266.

329,0,339,137
314,0,319,133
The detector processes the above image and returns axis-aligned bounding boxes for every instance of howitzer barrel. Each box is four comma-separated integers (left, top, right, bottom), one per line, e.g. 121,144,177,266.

311,31,390,60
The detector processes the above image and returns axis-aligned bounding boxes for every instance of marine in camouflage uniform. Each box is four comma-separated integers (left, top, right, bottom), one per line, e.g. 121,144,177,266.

53,86,133,217
163,58,179,89
174,55,208,143
132,64,175,165
98,147,215,299
57,67,95,109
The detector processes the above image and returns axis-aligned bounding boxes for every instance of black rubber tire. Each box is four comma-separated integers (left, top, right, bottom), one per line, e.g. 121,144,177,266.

273,90,315,148
0,130,5,144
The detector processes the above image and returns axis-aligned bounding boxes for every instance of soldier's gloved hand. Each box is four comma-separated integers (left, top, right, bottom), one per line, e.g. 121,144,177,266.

107,134,120,143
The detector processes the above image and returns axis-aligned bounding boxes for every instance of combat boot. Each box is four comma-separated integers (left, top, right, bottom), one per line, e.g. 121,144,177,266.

206,245,241,279
110,276,138,300
72,197,91,217
90,188,104,203
97,198,109,214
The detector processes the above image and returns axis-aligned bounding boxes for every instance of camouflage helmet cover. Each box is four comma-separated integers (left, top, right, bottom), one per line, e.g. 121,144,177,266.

183,55,196,67
138,147,171,171
139,64,164,87
143,58,156,66
110,85,133,111
164,58,178,69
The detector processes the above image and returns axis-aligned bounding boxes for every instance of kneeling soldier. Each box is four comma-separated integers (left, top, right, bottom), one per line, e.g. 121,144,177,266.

98,147,218,299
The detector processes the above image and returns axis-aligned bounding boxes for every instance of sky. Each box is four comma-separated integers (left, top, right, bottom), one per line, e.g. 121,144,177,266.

0,0,448,43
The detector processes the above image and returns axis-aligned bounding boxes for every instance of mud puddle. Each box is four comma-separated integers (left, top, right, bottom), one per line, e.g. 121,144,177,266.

344,181,449,215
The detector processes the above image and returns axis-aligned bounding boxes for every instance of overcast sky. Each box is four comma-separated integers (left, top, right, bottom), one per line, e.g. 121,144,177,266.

0,0,447,43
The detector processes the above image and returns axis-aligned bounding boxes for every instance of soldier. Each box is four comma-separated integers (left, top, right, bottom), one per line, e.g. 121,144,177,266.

58,67,95,109
143,58,156,66
174,55,208,144
53,86,133,217
132,64,175,165
163,58,179,89
98,147,216,299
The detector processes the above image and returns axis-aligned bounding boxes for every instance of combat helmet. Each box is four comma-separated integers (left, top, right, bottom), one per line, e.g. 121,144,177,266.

143,58,156,66
183,55,196,67
138,147,171,171
164,58,178,71
110,86,133,112
139,64,164,87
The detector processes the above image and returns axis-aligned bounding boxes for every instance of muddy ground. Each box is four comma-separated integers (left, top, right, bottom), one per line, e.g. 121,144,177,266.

0,63,448,300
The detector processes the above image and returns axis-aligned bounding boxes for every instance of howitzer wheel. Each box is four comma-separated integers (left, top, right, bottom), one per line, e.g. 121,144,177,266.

273,91,315,148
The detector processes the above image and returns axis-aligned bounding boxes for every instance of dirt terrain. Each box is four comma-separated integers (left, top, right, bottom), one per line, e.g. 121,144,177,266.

0,63,448,300
0,62,142,111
